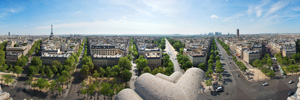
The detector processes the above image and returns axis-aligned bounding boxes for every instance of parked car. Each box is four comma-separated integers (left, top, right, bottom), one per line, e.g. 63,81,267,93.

288,91,295,96
215,86,223,92
263,82,269,86
289,80,293,84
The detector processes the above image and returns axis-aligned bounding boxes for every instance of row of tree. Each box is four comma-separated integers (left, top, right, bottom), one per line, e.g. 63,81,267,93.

154,38,166,50
28,40,42,56
217,39,231,55
0,41,7,66
167,38,185,52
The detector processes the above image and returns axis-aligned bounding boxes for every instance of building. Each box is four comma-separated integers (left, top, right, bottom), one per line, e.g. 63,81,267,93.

89,36,129,68
243,50,260,64
183,48,207,67
237,29,239,38
282,48,296,58
8,32,10,36
144,48,162,69
5,39,35,64
41,54,70,65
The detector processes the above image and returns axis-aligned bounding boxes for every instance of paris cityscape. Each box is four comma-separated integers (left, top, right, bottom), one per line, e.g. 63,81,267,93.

1,0,300,100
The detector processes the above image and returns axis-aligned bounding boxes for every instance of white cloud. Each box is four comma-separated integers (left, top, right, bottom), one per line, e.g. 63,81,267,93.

224,14,243,21
266,0,290,16
211,15,218,19
35,20,199,34
247,0,270,17
255,7,263,17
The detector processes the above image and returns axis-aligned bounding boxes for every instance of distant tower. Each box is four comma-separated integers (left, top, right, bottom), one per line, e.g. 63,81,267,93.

49,25,54,40
8,32,10,36
237,29,239,38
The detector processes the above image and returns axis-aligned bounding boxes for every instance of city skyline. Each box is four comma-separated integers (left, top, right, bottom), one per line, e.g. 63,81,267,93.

0,0,300,35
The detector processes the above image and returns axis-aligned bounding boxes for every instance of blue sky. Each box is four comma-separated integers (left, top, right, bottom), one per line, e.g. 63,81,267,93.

0,0,300,35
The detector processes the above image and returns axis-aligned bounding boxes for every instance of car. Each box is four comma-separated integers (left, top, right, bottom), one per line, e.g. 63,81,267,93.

263,82,269,86
288,91,295,96
230,62,232,64
236,74,239,77
215,86,223,92
289,80,293,84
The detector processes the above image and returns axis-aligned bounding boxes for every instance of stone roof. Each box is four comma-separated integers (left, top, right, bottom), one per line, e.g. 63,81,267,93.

116,68,205,100
115,89,142,100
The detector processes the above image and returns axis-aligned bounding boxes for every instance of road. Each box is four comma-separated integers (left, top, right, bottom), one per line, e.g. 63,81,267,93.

129,49,138,89
204,38,298,100
165,38,183,73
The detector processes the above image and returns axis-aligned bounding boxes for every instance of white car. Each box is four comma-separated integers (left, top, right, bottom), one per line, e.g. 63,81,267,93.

263,82,269,86
289,80,293,84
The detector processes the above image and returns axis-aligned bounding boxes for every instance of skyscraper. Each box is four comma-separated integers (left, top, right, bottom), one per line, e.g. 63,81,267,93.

237,29,239,38
8,32,10,36
49,25,54,40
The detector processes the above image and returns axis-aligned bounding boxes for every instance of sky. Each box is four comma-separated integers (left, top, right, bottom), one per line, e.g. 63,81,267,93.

0,0,300,35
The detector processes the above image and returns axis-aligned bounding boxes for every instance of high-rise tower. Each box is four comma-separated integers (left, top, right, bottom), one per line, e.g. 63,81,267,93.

237,29,239,38
49,25,54,40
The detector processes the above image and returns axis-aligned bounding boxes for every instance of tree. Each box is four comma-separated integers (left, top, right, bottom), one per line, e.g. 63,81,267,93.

87,84,96,99
46,69,54,78
58,86,63,96
198,63,206,71
31,57,42,67
0,64,8,72
151,68,159,75
51,60,61,68
205,79,212,90
136,57,148,72
36,78,49,90
216,55,220,60
13,65,24,75
100,82,114,99
105,67,112,77
28,65,38,77
16,55,28,67
81,88,87,98
252,59,260,67
292,53,300,63
3,74,14,85
266,70,275,78
143,66,151,73
86,62,94,72
164,66,174,76
118,57,132,70
50,80,57,94
133,51,139,58
267,59,273,67
98,67,105,77
93,70,100,78
182,61,193,70
121,69,132,82
80,65,89,76
208,59,213,64
173,42,181,51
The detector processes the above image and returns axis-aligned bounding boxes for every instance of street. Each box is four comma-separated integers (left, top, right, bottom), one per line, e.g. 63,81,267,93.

165,38,183,73
204,38,298,100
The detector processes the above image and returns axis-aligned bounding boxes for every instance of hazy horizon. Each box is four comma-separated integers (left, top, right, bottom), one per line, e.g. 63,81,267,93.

1,0,300,35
